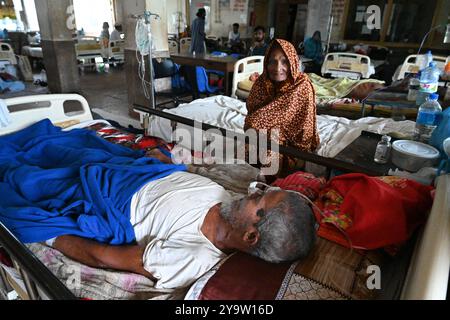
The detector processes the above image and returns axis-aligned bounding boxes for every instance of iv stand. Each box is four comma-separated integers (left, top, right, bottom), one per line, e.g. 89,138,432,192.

132,11,160,110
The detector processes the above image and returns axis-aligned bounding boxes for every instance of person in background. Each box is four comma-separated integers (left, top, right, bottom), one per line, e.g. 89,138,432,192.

110,23,123,41
304,31,324,65
0,29,8,40
189,8,206,55
249,26,268,57
99,22,111,63
228,23,243,53
100,22,110,46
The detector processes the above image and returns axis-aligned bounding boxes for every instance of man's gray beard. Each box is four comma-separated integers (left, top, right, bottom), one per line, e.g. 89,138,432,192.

219,200,242,228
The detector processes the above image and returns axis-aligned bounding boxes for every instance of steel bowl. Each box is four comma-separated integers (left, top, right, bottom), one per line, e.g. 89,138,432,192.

392,140,441,172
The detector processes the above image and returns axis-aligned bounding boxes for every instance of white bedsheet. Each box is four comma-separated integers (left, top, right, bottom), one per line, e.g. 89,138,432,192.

148,95,416,158
63,119,111,131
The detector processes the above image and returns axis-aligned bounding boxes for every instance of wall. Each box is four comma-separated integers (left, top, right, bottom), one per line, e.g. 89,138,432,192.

305,0,333,41
430,0,450,49
292,4,308,44
252,0,268,29
166,0,187,35
113,0,125,25
145,0,168,53
330,0,345,43
73,0,115,36
190,0,250,38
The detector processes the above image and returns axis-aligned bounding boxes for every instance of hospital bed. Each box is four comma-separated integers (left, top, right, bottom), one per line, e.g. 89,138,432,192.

168,39,179,55
231,55,265,100
75,39,104,69
0,43,17,66
321,52,376,80
108,40,125,64
392,54,449,82
179,37,192,54
75,39,125,69
229,56,385,110
21,46,43,59
0,43,17,73
20,40,125,72
0,94,449,300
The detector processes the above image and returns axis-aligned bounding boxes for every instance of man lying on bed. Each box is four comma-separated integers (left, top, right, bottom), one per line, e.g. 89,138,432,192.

0,119,317,291
52,174,316,290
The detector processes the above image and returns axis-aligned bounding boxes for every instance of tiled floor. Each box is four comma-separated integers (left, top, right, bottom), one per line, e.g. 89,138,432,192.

2,67,165,129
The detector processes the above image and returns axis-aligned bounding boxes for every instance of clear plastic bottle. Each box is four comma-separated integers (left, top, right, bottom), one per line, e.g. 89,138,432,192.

422,51,433,70
407,73,420,101
374,135,392,164
416,62,441,106
414,93,442,144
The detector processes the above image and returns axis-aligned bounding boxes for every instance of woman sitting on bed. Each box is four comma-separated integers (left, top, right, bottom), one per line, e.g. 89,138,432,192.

245,39,320,172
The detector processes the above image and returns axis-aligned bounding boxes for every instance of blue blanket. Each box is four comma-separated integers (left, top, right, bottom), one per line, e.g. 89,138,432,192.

0,119,186,244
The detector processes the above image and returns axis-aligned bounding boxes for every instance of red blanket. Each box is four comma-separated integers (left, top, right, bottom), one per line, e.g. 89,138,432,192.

313,174,434,251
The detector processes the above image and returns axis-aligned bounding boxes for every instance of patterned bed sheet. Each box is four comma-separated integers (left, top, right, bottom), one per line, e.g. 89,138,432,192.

1,121,260,300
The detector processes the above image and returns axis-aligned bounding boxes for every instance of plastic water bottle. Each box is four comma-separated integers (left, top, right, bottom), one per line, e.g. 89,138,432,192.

414,93,442,144
416,62,441,106
422,51,433,70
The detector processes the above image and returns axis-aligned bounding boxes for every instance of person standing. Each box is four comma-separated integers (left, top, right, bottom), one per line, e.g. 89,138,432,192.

99,22,111,62
100,22,111,45
190,8,207,55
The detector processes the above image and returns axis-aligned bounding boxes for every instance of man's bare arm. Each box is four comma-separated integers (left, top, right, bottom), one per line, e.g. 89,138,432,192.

53,236,156,281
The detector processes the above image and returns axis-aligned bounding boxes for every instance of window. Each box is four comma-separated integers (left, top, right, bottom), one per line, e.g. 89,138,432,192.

344,0,442,45
0,3,19,31
73,0,115,37
22,0,39,31
344,0,387,42
385,0,437,43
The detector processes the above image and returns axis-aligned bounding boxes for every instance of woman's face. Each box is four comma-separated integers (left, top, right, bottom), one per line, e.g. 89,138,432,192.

267,47,290,83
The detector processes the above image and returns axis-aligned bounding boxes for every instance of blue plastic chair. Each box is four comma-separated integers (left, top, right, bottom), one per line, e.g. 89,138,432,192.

196,67,220,95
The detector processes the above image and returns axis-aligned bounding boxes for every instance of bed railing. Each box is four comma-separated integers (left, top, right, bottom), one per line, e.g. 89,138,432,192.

0,222,77,300
133,104,384,177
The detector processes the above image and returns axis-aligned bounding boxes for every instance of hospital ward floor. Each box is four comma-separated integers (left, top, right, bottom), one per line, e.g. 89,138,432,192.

2,68,189,130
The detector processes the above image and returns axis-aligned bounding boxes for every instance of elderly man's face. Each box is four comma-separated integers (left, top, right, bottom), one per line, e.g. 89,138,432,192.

220,190,288,231
267,47,290,82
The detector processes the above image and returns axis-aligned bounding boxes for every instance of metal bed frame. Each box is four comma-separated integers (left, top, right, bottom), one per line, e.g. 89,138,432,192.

0,223,77,300
0,96,448,300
